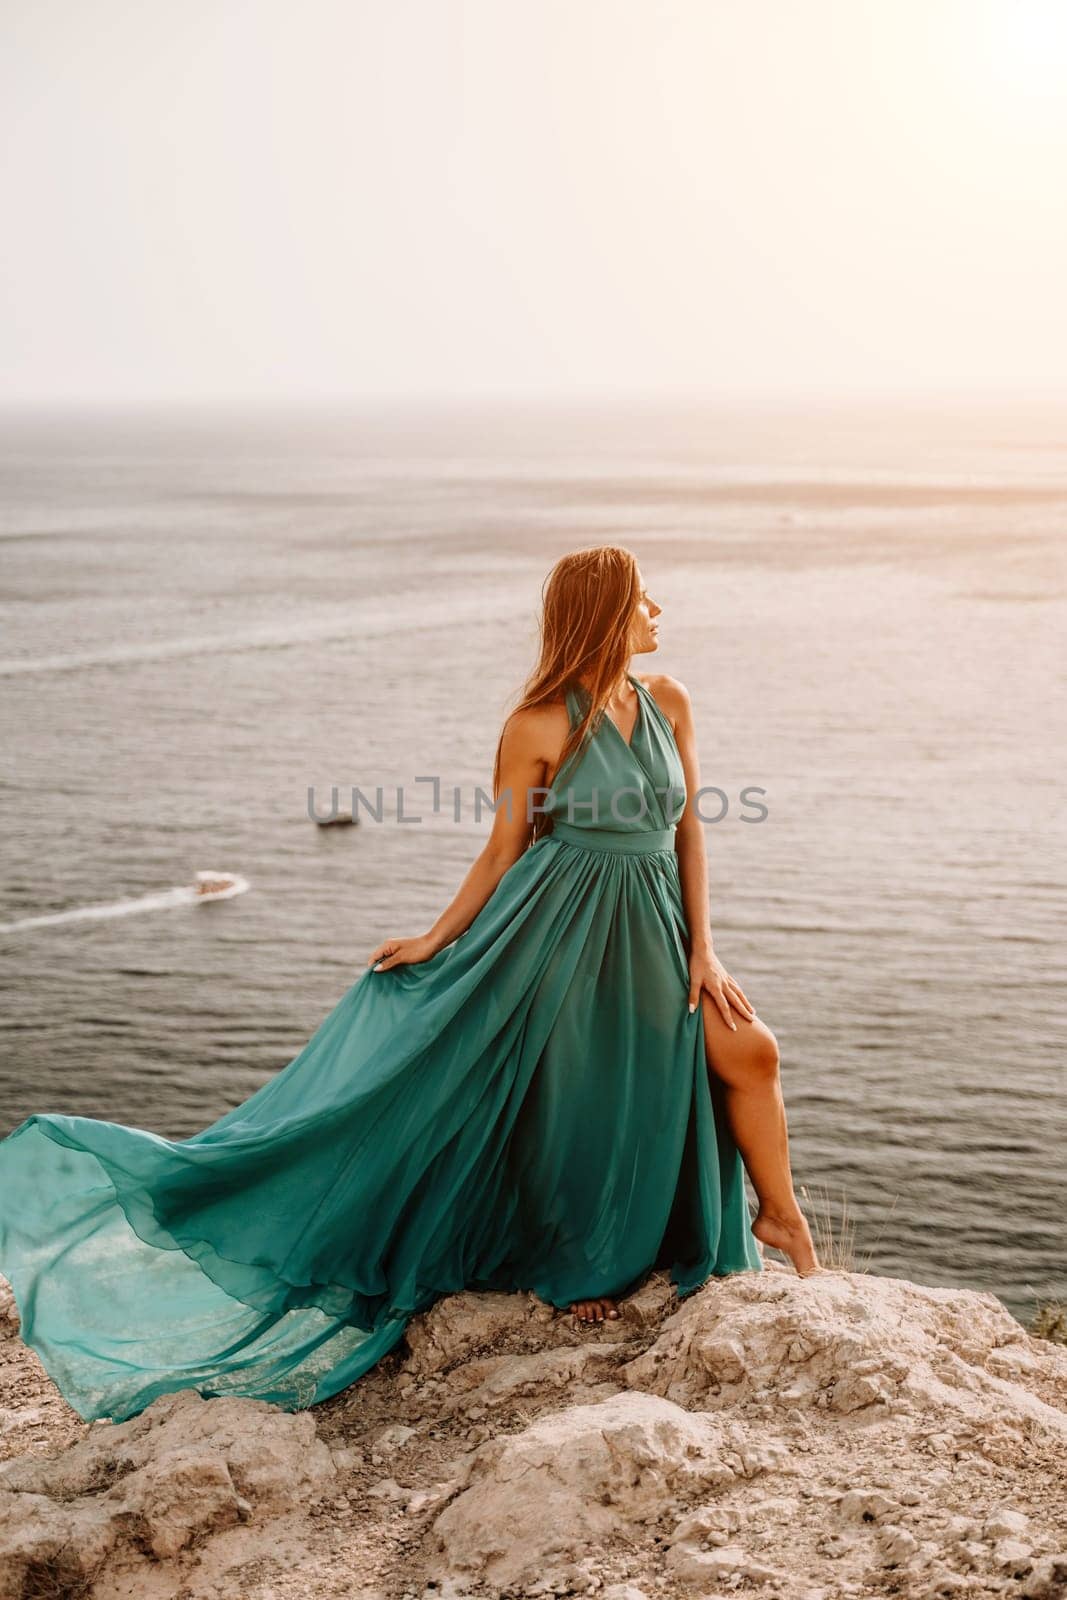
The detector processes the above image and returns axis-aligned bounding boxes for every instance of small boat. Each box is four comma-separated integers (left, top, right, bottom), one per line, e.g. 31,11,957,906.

194,871,248,901
314,812,358,828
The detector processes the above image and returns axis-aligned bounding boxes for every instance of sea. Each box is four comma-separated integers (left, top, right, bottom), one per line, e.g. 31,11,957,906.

0,396,1063,1322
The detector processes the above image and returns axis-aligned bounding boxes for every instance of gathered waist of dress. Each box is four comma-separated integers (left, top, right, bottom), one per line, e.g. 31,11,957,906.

548,820,678,856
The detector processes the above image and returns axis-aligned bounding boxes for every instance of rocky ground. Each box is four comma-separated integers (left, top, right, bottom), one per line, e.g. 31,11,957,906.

1,1263,1065,1600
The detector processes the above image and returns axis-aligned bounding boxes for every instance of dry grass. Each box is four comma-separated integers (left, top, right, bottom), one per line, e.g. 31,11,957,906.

1030,1300,1067,1346
19,1552,105,1600
797,1183,900,1274
799,1183,858,1271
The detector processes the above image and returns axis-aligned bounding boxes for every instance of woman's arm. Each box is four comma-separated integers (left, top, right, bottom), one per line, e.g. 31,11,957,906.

657,675,754,1029
661,675,716,958
367,705,552,972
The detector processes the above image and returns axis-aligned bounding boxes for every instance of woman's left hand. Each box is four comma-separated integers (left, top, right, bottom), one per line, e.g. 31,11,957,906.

687,950,755,1030
367,934,440,972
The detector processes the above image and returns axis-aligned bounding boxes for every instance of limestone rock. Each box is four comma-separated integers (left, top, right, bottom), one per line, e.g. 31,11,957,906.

668,1501,741,1546
1022,1553,1067,1598
620,1268,1067,1443
985,1505,1030,1540
400,1288,541,1375
0,1279,17,1341
836,1488,901,1523
430,1390,788,1589
668,1540,786,1588
993,1536,1035,1574
618,1271,677,1328
877,1523,920,1566
0,1266,1065,1598
0,1387,334,1598
435,1340,634,1414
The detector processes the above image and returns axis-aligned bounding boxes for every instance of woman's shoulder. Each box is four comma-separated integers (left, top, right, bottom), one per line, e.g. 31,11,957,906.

636,672,691,727
500,696,571,758
503,694,570,730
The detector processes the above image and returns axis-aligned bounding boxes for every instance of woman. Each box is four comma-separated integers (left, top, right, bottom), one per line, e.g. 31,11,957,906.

0,545,817,1425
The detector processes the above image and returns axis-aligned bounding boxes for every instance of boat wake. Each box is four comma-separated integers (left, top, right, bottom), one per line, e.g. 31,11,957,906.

0,873,250,934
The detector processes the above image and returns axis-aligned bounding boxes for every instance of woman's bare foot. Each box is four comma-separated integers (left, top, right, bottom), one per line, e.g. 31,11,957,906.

752,1209,822,1277
569,1296,619,1323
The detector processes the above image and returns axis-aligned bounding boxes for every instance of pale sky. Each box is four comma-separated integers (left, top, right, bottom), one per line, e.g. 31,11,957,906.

2,0,1066,405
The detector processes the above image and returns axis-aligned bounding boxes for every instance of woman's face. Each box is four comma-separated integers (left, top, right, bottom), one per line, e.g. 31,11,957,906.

629,573,662,655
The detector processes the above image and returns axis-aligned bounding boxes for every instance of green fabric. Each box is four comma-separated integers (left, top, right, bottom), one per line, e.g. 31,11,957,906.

0,673,760,1422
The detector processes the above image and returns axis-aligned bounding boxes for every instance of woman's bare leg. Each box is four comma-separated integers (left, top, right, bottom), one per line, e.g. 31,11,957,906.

700,996,820,1276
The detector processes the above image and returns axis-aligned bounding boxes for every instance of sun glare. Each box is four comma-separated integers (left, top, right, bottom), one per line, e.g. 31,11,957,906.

977,0,1067,95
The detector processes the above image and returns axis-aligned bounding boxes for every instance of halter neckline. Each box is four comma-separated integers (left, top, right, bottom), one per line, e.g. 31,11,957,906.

570,673,645,752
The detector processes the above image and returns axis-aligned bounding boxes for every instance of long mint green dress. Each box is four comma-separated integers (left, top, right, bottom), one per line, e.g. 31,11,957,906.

0,673,760,1422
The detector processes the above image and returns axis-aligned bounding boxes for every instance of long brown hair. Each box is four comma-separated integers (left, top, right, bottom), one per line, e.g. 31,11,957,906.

492,545,642,842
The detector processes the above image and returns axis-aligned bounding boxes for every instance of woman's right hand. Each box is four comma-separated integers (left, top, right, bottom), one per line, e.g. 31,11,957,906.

366,934,440,972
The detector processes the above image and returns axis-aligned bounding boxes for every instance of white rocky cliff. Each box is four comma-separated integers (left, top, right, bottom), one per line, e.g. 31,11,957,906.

0,1263,1065,1599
